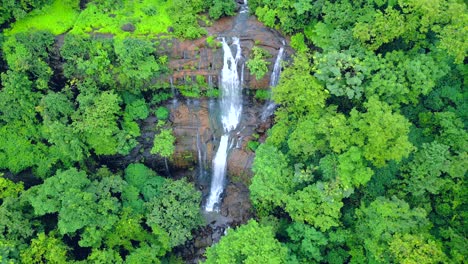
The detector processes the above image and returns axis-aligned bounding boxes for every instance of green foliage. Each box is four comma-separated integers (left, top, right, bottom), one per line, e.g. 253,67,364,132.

313,50,368,99
388,233,447,264
290,33,308,53
169,0,207,39
69,0,172,37
5,0,79,35
208,0,236,20
205,220,288,264
125,99,150,120
246,46,271,80
0,0,51,25
151,129,175,158
155,107,170,120
254,89,270,101
20,232,70,264
247,140,260,152
250,144,294,215
272,53,328,120
0,177,24,200
285,222,328,263
146,179,202,247
73,91,122,155
286,181,345,232
354,196,432,263
349,97,414,167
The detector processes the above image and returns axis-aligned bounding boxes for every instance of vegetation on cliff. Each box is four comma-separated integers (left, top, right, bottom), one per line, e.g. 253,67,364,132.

0,0,467,263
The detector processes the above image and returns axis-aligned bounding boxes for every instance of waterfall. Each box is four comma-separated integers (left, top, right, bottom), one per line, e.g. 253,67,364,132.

261,40,285,121
196,130,206,178
205,37,242,212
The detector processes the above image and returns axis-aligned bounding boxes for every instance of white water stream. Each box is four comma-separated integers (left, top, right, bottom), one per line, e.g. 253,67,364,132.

205,37,242,212
261,40,285,121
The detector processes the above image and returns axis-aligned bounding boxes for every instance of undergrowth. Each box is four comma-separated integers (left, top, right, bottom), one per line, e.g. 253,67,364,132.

6,0,80,35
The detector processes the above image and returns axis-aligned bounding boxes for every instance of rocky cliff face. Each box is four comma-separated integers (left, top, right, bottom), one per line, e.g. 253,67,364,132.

160,13,291,261
157,14,293,90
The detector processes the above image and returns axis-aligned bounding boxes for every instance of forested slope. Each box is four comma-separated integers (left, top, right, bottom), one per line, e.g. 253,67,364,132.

0,0,466,263
205,0,467,263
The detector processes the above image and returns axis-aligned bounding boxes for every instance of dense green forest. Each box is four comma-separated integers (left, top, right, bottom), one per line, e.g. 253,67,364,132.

0,0,467,263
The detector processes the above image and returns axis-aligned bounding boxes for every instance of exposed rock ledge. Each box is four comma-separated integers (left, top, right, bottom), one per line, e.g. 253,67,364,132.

156,14,293,90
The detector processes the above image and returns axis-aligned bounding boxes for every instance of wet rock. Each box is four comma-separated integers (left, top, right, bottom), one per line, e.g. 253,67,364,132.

221,182,253,223
156,13,293,90
121,23,135,32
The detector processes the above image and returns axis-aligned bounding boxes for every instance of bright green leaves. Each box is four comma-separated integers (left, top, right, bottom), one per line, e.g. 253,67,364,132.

388,233,447,264
208,0,236,20
337,147,373,188
273,53,328,119
401,142,452,197
365,51,448,105
61,34,115,86
250,144,294,215
26,168,121,247
2,31,54,90
74,91,122,155
20,232,70,264
435,2,468,64
145,179,202,247
0,71,39,124
246,46,271,80
353,8,406,51
354,196,432,263
151,129,175,158
0,177,23,200
169,0,207,39
114,38,162,92
205,220,288,264
286,182,345,232
26,168,90,216
313,51,368,99
125,99,150,120
350,97,413,167
287,109,351,158
285,222,328,263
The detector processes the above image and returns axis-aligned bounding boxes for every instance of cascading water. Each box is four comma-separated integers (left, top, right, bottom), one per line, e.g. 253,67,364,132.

205,37,243,212
261,40,285,121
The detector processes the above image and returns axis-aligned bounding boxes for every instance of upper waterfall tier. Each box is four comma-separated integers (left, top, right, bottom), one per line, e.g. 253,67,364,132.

220,37,243,133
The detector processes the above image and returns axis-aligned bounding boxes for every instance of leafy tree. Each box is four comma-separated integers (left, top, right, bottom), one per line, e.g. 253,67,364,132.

313,50,368,99
26,168,122,247
285,222,328,263
285,181,345,232
204,220,288,264
20,232,70,264
246,47,271,80
73,91,122,155
60,35,115,86
272,53,328,120
0,176,24,200
388,233,447,264
349,96,414,167
250,143,294,215
353,196,432,263
125,99,149,120
208,0,236,20
151,129,175,158
0,71,39,124
114,38,163,92
2,31,54,89
146,179,202,247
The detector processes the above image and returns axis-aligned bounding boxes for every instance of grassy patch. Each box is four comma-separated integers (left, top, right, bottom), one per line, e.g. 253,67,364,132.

6,0,80,35
70,0,172,38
